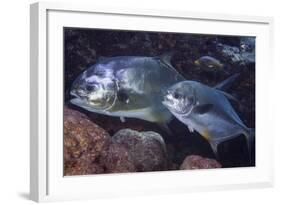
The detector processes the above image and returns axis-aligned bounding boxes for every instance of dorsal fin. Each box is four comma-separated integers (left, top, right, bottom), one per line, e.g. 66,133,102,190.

156,52,185,81
158,51,175,68
214,73,240,91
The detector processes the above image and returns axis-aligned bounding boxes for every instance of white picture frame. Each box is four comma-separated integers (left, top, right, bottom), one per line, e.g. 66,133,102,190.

30,2,274,202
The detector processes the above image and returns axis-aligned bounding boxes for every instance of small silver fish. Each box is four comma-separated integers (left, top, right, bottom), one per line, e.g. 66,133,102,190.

162,80,254,158
194,56,224,71
70,53,185,130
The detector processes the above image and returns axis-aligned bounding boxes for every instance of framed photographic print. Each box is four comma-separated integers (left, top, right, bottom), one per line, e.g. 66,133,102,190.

30,2,274,202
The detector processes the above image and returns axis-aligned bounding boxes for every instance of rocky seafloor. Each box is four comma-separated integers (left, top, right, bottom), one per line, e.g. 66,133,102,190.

64,28,255,175
64,107,222,175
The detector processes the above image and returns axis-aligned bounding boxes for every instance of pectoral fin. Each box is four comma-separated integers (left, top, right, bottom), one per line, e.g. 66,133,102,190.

193,104,213,114
120,116,126,123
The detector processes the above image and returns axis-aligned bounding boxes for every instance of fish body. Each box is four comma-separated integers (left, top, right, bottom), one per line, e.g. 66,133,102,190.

70,53,185,126
194,56,224,71
162,80,253,157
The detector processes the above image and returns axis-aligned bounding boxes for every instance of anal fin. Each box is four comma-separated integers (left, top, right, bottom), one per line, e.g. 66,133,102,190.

201,130,220,160
209,140,220,160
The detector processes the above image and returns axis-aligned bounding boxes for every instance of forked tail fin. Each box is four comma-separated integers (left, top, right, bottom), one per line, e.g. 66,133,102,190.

214,73,240,91
209,128,255,164
244,128,255,164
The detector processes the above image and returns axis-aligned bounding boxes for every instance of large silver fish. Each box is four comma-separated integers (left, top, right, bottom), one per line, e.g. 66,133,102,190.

70,53,185,130
162,80,254,158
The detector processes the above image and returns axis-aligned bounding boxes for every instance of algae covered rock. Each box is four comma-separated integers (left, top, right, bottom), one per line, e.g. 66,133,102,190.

64,154,105,175
63,106,111,175
112,129,167,172
100,143,136,173
180,155,222,170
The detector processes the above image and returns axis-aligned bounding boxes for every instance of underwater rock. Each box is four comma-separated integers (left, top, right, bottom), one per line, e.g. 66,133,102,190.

112,129,168,172
64,154,105,176
100,143,136,173
216,43,255,66
180,155,222,170
169,163,180,170
64,107,111,175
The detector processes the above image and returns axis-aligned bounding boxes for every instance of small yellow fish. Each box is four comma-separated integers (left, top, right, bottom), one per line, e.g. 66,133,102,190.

194,56,224,70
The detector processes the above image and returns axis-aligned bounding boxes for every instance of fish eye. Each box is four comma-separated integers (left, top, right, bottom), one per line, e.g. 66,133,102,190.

117,91,129,104
173,92,181,99
85,83,99,92
86,85,97,92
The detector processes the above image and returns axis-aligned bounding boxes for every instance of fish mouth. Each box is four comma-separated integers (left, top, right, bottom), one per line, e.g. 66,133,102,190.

162,92,192,115
70,97,102,113
70,90,84,104
70,88,90,98
162,94,175,109
70,88,116,111
70,90,80,99
70,89,93,108
70,97,89,110
70,97,83,105
162,100,172,109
